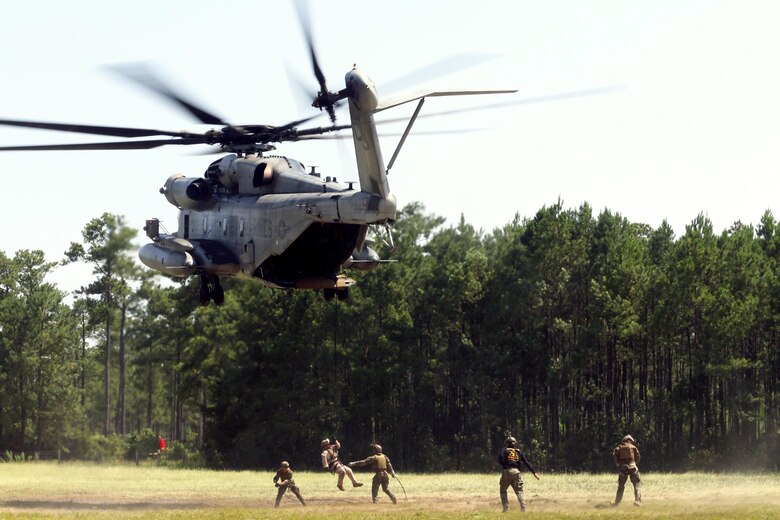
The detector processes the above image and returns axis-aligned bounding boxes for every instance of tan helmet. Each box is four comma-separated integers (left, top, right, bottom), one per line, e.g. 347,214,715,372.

372,444,383,454
280,461,290,468
622,434,635,444
505,436,517,447
321,438,330,447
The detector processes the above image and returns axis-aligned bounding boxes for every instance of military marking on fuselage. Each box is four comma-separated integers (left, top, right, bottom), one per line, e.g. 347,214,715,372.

276,220,290,239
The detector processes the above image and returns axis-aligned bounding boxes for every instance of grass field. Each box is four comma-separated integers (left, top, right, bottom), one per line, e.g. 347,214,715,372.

0,462,778,519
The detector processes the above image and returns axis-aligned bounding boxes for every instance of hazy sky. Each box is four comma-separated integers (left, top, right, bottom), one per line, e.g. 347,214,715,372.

1,0,779,294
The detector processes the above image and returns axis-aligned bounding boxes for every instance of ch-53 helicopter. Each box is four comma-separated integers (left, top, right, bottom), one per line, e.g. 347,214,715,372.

0,5,618,306
0,11,519,306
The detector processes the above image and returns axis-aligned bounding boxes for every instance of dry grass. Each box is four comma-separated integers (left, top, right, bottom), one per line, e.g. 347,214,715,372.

0,462,777,519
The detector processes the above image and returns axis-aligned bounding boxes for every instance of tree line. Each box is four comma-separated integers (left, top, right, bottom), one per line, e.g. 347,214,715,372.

0,203,778,472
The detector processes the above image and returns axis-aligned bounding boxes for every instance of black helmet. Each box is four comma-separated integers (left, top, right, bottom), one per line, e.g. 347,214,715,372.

505,436,517,447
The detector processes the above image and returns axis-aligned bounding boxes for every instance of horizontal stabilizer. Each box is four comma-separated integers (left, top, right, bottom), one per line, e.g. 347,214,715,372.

375,89,516,113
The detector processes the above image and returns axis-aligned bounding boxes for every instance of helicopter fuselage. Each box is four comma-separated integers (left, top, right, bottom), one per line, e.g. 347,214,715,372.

138,68,399,293
140,151,397,289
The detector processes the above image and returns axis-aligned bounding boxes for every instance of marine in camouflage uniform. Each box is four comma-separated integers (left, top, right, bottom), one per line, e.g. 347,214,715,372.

320,438,363,491
612,434,641,507
273,461,306,508
349,444,398,504
497,436,540,512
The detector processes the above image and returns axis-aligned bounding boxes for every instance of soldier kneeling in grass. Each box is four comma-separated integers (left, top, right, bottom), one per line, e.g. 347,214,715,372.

273,461,306,508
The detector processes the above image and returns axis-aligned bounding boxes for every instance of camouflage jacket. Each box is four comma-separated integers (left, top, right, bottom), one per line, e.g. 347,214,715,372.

613,442,640,466
498,447,537,474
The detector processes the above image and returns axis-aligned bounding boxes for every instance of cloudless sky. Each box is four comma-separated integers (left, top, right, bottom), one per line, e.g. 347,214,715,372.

1,0,779,294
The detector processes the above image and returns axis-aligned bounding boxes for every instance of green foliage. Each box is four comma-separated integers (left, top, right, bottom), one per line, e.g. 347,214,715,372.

125,429,162,459
76,434,128,462
3,202,780,474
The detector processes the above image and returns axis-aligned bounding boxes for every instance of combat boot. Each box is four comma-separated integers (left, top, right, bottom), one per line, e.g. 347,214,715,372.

518,493,527,512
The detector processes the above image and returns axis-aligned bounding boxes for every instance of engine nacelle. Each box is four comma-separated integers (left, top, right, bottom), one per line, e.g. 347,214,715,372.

138,243,194,277
161,174,216,210
204,155,276,194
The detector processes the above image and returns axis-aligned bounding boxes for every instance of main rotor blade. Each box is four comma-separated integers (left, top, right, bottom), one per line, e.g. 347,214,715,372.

238,113,336,136
108,64,229,126
0,137,206,152
0,118,199,138
380,52,501,95
297,129,483,140
375,85,626,124
294,123,351,138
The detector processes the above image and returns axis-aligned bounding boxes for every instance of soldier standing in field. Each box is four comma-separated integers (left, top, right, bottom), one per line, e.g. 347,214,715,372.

612,434,641,507
497,436,540,512
348,444,398,504
320,438,363,491
272,461,306,508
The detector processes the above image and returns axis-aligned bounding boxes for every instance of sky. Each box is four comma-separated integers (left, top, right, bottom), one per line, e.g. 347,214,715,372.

1,0,780,294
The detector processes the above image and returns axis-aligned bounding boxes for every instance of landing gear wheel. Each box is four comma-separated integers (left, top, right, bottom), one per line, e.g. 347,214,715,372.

323,288,336,301
337,288,349,301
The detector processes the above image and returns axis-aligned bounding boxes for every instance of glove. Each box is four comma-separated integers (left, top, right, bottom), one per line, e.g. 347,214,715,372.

274,483,280,488
534,473,541,480
391,472,397,478
348,462,355,467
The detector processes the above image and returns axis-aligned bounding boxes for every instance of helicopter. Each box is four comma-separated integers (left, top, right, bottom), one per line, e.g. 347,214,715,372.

0,6,517,306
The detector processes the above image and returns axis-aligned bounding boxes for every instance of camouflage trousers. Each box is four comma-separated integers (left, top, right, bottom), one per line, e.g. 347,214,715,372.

614,464,641,505
371,470,397,504
333,462,361,489
499,468,526,512
275,480,306,508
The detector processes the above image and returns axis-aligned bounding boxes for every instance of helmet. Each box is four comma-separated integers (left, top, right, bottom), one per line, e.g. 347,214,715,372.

280,461,290,468
372,444,383,454
622,435,635,444
505,436,517,447
321,438,330,447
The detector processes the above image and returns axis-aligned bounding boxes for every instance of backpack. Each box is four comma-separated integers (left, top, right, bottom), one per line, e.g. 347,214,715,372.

618,444,634,463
